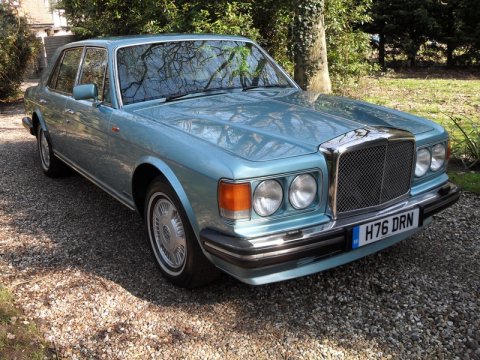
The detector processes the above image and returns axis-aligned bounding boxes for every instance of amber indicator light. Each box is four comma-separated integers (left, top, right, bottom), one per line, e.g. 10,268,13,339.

218,182,251,219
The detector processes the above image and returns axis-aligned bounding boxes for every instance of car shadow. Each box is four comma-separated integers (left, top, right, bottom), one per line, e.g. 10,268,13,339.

1,135,475,357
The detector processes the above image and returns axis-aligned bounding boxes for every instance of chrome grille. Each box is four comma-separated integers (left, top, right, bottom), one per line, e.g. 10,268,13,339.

336,140,414,214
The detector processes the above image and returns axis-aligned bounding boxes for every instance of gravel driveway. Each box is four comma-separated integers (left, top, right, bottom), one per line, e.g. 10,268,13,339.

1,100,479,360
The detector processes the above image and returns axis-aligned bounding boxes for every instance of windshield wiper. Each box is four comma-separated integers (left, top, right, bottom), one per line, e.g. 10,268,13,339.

164,87,240,102
243,84,291,91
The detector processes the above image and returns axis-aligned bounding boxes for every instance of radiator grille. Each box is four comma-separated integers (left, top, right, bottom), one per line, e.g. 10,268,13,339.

336,141,414,214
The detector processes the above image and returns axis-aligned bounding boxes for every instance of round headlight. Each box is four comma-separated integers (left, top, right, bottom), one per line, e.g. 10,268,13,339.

253,180,283,216
415,148,431,177
430,143,446,171
289,174,317,209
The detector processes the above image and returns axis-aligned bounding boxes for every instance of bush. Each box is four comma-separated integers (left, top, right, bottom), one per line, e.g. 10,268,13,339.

449,114,480,169
0,4,39,101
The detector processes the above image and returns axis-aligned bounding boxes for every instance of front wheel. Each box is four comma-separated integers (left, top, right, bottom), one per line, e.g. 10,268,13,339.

145,179,219,288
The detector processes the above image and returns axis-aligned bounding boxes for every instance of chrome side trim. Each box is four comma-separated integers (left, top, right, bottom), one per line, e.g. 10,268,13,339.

54,151,136,211
319,127,416,219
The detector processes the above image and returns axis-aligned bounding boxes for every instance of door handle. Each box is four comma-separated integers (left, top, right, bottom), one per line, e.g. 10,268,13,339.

39,99,47,104
65,108,75,115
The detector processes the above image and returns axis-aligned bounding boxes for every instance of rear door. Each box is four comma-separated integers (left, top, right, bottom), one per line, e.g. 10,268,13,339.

64,47,114,183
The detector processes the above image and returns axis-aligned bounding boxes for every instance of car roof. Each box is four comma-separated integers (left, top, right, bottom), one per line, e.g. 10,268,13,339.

63,33,254,50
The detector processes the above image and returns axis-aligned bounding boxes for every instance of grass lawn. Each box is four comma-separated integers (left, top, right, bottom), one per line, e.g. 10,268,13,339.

447,170,480,193
0,286,51,359
347,69,480,193
347,69,480,130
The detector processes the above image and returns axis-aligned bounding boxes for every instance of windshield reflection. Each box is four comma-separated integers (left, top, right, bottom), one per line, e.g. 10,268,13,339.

117,40,291,105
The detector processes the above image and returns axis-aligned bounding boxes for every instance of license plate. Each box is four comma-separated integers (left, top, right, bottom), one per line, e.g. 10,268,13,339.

352,208,420,249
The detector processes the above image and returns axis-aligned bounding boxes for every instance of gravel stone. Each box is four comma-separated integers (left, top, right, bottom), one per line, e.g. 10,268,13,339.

1,94,479,359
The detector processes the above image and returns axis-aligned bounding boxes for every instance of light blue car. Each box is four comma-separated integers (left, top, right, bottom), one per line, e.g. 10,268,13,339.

23,34,460,287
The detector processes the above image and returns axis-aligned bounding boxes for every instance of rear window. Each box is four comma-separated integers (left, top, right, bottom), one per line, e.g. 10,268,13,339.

50,48,83,95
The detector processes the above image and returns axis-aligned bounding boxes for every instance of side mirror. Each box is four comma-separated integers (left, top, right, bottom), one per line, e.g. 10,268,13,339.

73,84,99,105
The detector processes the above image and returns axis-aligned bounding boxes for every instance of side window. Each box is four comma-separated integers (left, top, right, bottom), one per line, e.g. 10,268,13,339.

79,47,108,101
54,48,83,94
47,54,63,89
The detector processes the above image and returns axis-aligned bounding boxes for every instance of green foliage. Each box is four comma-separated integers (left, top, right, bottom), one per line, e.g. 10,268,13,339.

449,114,480,169
0,4,40,101
0,286,49,359
59,0,375,90
366,0,480,67
447,171,480,193
57,0,180,37
325,0,376,92
188,2,259,40
251,0,294,73
253,0,375,88
59,0,259,39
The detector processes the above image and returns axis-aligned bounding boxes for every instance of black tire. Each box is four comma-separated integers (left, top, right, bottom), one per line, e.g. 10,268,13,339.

36,127,67,178
145,178,219,288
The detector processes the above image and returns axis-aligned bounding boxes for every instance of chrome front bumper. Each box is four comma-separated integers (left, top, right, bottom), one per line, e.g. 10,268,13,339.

201,182,460,283
22,116,35,135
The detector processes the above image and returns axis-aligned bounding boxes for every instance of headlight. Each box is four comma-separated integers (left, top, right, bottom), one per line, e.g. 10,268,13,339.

253,180,283,216
289,174,317,209
415,148,431,177
430,143,446,171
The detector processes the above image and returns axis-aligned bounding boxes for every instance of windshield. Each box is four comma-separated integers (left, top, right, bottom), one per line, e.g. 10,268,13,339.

117,40,292,105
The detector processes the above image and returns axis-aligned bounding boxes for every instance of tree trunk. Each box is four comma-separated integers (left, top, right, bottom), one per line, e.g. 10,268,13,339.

293,1,332,93
408,51,416,67
446,42,454,68
379,32,386,69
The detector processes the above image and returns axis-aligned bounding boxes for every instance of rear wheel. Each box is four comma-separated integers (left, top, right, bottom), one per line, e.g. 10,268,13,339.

37,127,67,177
145,179,219,288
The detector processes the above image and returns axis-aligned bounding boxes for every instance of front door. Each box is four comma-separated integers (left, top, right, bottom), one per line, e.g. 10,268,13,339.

64,47,113,184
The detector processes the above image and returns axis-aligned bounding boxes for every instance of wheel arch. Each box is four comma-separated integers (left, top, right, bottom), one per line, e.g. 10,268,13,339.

132,157,200,237
31,109,49,138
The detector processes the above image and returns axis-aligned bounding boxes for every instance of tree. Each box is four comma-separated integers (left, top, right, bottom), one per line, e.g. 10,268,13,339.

59,0,380,93
459,0,480,63
0,4,39,100
365,0,440,67
433,0,463,67
292,0,332,93
324,0,373,90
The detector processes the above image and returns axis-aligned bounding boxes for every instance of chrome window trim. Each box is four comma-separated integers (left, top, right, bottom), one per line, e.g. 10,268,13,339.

46,46,85,96
112,38,300,109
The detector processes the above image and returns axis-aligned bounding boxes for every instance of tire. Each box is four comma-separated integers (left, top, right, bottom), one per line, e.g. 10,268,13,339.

145,178,219,288
37,127,67,178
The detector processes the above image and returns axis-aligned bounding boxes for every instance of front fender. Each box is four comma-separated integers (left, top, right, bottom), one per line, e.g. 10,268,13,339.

32,109,49,135
134,156,200,238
